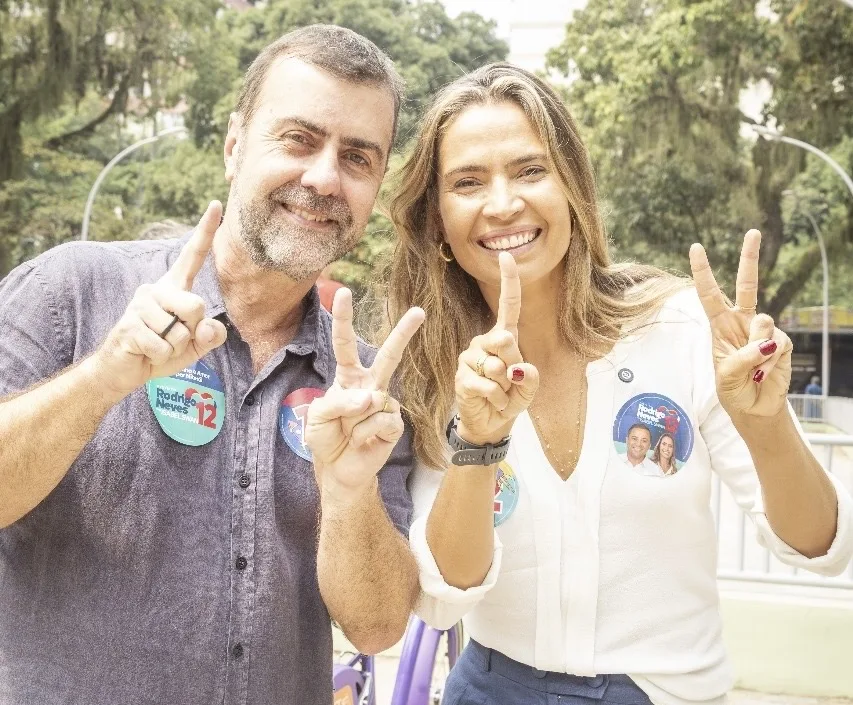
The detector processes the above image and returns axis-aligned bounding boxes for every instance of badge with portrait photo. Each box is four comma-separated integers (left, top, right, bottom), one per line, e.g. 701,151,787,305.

612,393,694,478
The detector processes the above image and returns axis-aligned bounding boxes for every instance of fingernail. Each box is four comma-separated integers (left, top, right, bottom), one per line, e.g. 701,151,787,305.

759,340,777,356
512,368,525,382
753,369,765,384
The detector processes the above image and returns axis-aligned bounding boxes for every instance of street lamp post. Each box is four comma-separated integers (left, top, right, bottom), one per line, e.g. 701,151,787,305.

782,191,830,398
81,126,187,242
749,124,853,397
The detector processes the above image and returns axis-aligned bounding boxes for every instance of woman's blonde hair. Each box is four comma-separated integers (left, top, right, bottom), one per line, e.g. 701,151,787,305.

386,63,690,469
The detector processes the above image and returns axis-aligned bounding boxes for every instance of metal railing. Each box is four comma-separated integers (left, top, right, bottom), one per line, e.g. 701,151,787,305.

787,394,826,423
714,433,853,589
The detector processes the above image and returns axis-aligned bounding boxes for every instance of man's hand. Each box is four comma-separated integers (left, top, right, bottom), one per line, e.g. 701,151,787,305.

304,288,424,504
94,201,228,398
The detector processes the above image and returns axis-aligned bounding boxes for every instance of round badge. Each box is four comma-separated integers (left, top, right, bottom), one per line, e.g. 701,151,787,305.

494,461,520,527
146,360,225,446
618,368,634,383
279,388,326,460
612,393,694,477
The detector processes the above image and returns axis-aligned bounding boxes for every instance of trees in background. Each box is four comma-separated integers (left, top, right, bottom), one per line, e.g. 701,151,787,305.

0,0,508,285
3,0,851,312
547,0,853,314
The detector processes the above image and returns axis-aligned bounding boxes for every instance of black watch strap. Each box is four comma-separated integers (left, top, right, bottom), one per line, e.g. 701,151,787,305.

445,416,510,466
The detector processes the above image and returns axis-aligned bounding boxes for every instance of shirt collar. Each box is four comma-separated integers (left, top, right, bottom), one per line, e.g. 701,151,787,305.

176,231,332,382
286,285,332,381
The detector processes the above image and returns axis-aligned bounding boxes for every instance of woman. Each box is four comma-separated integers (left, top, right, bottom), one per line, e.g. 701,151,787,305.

386,64,852,705
651,433,678,476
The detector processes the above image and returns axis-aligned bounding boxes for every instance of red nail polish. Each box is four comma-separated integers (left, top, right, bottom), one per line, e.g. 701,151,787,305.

759,340,777,356
512,368,525,382
753,369,765,383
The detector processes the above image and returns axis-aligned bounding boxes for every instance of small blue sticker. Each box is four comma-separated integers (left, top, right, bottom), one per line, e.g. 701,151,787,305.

494,462,519,527
612,393,693,476
146,360,225,446
279,388,326,460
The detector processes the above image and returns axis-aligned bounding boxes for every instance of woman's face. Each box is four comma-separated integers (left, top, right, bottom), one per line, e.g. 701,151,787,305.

436,101,573,292
659,436,674,461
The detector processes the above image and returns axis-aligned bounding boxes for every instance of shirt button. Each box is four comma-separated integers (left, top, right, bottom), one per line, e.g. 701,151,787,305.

233,644,244,659
235,557,248,570
239,475,251,489
245,394,256,406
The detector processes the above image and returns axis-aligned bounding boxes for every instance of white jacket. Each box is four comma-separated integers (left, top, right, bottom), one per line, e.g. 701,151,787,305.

408,289,853,705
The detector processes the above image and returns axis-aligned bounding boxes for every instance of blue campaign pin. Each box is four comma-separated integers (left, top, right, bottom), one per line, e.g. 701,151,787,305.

618,368,634,383
493,461,520,527
612,393,695,473
146,360,226,446
279,388,326,460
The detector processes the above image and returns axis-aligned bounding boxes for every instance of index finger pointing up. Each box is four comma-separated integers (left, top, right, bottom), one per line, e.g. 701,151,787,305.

689,243,729,320
165,201,222,290
495,252,521,336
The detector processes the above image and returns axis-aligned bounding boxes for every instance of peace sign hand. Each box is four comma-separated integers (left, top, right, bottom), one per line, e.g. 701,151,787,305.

690,230,793,417
96,201,228,398
455,252,540,446
304,288,425,500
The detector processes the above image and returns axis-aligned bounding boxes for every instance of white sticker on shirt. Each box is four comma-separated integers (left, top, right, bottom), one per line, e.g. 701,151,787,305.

612,393,694,477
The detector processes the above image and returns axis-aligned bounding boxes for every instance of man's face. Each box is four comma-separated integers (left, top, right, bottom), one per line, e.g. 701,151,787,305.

225,57,395,280
626,427,651,464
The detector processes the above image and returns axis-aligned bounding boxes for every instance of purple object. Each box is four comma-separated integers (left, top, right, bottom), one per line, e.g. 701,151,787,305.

333,617,463,705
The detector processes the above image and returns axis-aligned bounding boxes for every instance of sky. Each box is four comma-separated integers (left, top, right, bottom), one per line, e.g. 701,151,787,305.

439,0,589,72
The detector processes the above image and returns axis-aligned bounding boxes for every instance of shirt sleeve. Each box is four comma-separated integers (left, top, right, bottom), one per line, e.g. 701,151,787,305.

0,261,71,398
407,459,503,630
377,422,416,537
693,319,853,576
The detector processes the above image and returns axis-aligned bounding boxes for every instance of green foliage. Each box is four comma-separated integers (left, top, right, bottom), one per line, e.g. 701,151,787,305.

547,0,853,316
0,0,508,284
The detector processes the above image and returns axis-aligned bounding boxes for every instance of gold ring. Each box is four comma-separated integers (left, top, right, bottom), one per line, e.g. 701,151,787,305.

382,391,390,413
734,304,757,313
475,354,489,377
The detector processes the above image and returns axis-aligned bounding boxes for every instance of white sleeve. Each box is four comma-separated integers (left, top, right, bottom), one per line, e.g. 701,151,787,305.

407,460,503,630
691,313,853,576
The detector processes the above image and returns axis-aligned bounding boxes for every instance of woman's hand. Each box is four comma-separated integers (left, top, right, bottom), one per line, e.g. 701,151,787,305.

455,252,539,445
690,230,793,417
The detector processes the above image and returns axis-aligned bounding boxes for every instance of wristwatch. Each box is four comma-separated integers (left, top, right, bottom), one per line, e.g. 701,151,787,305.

445,415,511,466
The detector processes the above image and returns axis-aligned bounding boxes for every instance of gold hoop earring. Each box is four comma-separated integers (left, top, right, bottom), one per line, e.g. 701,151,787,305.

438,242,455,263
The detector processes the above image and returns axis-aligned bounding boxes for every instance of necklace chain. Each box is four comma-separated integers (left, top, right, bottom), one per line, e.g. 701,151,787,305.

531,358,586,479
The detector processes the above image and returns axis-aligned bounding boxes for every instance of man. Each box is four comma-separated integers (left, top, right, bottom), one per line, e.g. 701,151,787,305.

619,423,662,477
0,25,422,705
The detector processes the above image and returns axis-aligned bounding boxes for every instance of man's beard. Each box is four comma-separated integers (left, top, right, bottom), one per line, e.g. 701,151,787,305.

237,182,360,280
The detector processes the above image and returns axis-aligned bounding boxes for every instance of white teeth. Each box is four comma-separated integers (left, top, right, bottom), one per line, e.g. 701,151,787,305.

482,229,539,251
288,205,330,223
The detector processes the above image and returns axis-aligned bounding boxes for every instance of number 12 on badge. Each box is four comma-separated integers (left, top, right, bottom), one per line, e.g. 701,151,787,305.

146,360,226,446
